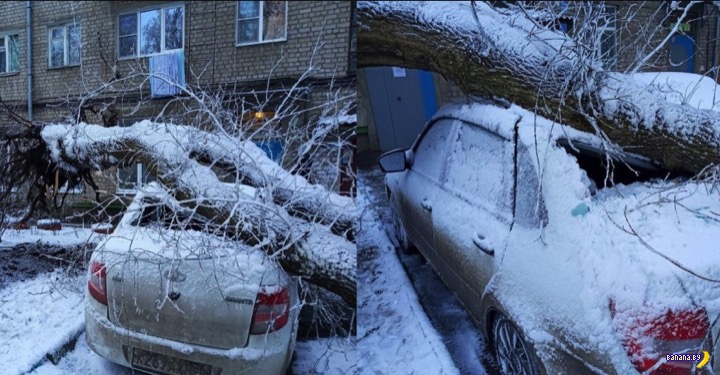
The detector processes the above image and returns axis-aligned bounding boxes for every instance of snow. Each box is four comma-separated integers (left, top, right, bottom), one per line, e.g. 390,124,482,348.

359,1,579,95
39,120,355,219
0,224,355,374
369,98,720,370
30,334,357,375
29,334,132,375
0,226,96,249
318,113,357,127
357,176,459,374
633,72,720,111
40,121,356,287
292,337,357,375
431,102,720,372
0,269,85,375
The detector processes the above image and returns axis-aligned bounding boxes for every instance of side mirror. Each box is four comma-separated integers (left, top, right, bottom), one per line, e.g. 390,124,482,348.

378,149,408,173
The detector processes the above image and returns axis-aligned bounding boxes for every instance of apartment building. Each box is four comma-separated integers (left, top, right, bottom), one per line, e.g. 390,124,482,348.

0,1,356,204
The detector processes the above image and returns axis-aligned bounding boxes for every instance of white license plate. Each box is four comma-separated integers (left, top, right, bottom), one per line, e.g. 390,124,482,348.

131,348,212,375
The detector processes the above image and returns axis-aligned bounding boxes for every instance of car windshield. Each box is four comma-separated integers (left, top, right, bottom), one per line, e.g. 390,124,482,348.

557,139,689,194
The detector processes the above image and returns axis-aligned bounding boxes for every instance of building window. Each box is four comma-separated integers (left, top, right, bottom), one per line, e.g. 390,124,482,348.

116,118,156,193
117,163,156,193
597,4,616,70
0,33,19,74
118,5,184,58
49,24,81,67
236,1,287,46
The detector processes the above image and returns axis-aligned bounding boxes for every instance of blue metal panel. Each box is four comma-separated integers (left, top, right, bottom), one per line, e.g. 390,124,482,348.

669,34,695,73
418,70,437,121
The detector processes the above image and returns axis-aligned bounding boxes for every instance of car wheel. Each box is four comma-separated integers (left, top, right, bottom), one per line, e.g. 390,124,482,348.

492,313,541,375
391,202,416,254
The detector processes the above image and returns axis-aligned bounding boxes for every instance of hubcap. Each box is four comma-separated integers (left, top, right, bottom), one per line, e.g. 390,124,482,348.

495,317,537,375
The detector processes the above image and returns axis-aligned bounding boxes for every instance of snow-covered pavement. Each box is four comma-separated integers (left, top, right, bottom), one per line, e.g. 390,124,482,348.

358,165,467,374
0,270,85,374
358,163,493,375
29,333,356,375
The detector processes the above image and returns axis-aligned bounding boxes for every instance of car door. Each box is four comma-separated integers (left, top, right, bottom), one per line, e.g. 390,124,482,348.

391,118,456,262
431,121,514,318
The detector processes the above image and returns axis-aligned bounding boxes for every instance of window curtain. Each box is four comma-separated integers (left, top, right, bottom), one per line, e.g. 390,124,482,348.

150,50,185,97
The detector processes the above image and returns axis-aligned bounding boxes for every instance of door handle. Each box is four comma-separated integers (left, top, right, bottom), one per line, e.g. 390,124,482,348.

473,233,494,256
421,198,432,212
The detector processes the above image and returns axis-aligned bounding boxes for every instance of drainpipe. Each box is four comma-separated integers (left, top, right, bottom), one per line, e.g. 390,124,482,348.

26,1,32,120
715,10,720,83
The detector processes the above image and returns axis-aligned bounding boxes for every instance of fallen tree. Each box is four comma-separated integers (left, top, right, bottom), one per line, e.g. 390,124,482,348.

0,44,357,306
0,116,357,307
357,1,720,174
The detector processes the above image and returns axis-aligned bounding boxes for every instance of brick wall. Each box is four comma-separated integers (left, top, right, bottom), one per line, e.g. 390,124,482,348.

610,1,717,74
0,1,354,109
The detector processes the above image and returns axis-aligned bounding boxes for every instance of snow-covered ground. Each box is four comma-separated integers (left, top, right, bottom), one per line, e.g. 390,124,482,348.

358,167,495,375
358,166,477,374
29,333,356,375
0,228,355,375
0,226,97,249
0,270,85,374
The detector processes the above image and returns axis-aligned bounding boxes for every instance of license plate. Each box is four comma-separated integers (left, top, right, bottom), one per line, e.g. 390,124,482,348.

131,348,212,375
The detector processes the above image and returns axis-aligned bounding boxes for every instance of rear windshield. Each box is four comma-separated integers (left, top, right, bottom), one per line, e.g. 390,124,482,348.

557,139,688,193
133,201,212,232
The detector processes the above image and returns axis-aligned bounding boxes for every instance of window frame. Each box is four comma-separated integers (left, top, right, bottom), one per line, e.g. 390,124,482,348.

596,4,617,70
0,32,20,75
116,117,157,194
409,117,456,183
441,121,515,218
117,3,185,60
514,142,548,228
48,23,82,68
116,162,145,194
235,1,289,47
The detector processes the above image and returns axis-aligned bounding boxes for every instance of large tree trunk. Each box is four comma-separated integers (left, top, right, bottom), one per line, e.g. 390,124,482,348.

358,1,720,174
39,122,356,307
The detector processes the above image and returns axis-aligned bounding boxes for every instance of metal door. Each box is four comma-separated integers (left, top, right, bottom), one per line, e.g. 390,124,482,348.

365,67,437,151
669,34,695,73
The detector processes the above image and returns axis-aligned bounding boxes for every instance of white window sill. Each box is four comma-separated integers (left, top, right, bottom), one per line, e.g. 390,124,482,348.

235,38,287,48
115,188,138,195
117,48,184,61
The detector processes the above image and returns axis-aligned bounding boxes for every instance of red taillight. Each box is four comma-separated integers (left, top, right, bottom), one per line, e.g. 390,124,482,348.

250,286,290,335
610,300,712,374
88,261,107,305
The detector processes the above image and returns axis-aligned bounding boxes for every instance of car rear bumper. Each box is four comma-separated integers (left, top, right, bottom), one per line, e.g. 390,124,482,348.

85,298,296,375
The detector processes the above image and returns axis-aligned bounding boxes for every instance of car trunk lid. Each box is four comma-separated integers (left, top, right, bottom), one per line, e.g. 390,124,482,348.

103,230,272,349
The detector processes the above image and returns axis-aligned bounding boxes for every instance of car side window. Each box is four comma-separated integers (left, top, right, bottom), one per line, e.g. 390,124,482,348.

412,118,454,180
515,143,548,227
443,123,514,216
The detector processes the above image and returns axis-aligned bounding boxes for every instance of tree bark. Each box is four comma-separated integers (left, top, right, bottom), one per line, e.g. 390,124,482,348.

357,1,720,174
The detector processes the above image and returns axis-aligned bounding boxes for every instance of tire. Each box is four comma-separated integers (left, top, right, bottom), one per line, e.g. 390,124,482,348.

391,202,417,254
492,313,541,375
